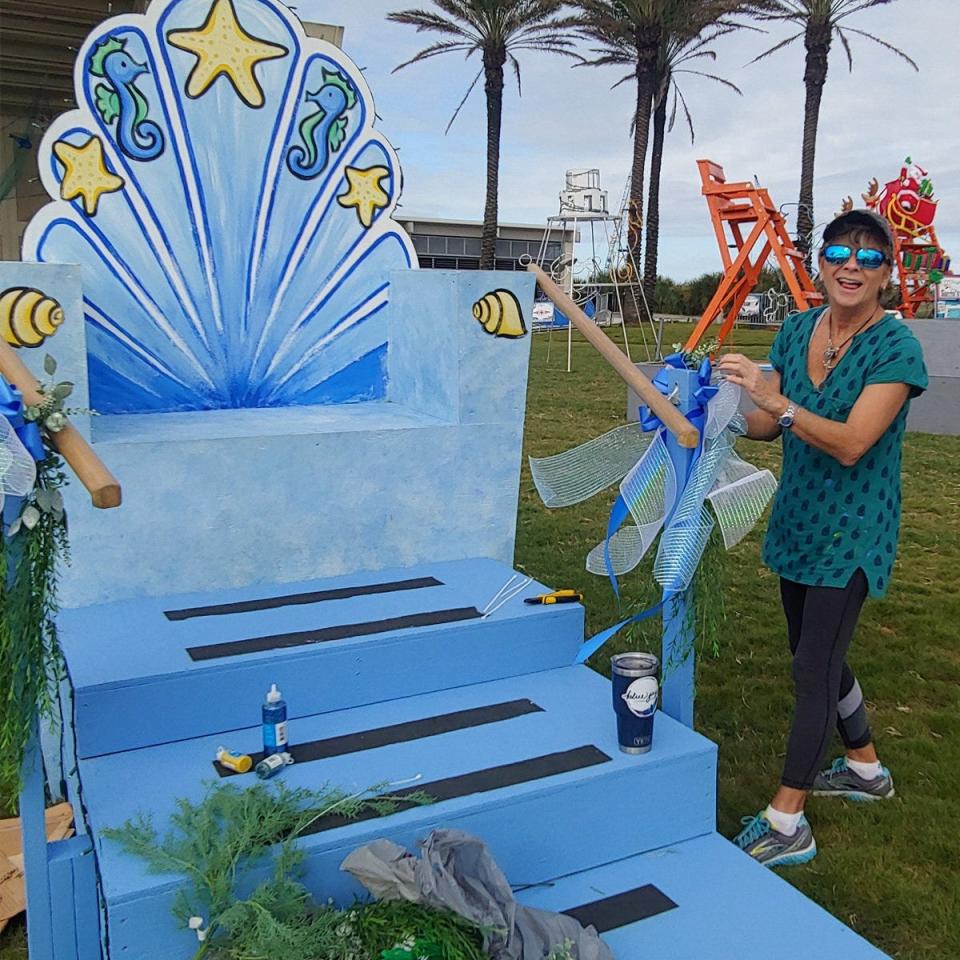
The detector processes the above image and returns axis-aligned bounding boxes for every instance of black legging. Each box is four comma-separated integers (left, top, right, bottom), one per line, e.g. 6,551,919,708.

779,570,874,790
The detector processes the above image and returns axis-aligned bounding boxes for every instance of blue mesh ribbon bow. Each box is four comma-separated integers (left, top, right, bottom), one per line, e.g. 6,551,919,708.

530,354,777,664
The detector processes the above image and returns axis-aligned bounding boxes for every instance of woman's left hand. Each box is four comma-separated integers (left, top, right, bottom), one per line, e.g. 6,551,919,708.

715,353,784,416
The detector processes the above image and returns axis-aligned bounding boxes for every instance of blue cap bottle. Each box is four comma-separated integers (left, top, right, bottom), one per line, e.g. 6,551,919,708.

261,683,287,755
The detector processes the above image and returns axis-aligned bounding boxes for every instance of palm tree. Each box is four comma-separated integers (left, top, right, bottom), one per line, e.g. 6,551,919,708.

388,1,579,269
575,1,666,269
643,21,746,305
750,0,917,257
576,3,756,305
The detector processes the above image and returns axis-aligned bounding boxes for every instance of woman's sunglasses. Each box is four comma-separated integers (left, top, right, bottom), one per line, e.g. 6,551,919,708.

821,244,888,270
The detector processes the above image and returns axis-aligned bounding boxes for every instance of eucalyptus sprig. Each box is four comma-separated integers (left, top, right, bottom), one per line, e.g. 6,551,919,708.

21,354,95,437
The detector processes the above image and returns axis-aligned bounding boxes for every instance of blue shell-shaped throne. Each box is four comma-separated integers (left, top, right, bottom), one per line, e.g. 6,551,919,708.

22,0,534,606
24,0,422,413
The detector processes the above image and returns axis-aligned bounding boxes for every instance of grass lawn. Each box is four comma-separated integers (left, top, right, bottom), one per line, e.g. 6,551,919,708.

1,323,956,958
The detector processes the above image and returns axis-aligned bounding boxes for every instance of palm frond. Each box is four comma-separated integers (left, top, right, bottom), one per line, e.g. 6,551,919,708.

509,53,522,94
840,26,918,70
674,82,695,143
387,8,476,40
611,69,637,90
835,25,854,70
836,0,896,17
393,39,476,72
443,67,483,133
746,30,803,65
674,68,742,95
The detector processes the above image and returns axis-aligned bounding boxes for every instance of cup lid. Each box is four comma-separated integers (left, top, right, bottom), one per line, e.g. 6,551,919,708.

610,652,659,677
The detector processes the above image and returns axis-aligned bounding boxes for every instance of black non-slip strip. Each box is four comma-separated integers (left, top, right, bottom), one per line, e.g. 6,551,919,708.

300,745,612,837
563,884,678,933
187,606,482,661
166,576,443,621
214,699,545,777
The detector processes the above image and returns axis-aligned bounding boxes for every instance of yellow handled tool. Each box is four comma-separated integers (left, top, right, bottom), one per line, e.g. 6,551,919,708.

524,590,583,605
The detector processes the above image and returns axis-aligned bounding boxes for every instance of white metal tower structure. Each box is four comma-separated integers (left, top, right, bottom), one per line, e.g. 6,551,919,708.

535,169,659,372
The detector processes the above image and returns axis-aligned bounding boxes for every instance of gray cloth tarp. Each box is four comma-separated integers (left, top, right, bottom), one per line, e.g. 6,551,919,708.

340,828,614,960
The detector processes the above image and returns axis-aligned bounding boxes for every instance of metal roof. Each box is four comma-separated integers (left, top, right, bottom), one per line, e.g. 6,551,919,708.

0,1,150,120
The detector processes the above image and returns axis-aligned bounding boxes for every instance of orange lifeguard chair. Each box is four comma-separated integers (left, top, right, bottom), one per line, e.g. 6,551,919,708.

684,160,822,351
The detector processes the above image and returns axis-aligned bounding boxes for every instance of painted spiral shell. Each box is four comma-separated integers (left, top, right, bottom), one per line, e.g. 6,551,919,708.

0,287,65,348
22,0,417,415
472,290,527,339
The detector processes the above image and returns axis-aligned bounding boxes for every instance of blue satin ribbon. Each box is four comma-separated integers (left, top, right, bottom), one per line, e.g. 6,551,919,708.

639,354,717,443
0,377,45,462
575,595,672,664
578,355,717,665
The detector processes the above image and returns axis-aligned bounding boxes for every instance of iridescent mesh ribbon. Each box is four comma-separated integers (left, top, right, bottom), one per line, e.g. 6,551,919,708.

707,470,778,549
530,372,776,588
585,432,675,575
0,415,37,511
529,424,652,508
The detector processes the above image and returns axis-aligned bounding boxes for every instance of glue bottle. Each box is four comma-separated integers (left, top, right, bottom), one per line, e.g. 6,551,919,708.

261,684,287,755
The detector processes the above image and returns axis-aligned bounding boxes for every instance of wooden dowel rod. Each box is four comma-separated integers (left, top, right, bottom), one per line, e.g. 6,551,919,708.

526,263,700,449
0,341,121,509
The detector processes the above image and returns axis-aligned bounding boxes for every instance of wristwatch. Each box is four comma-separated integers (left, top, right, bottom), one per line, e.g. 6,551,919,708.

778,401,798,429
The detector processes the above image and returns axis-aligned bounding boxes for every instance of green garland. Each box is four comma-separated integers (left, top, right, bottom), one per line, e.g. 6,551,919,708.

102,779,493,960
105,778,583,960
0,356,86,797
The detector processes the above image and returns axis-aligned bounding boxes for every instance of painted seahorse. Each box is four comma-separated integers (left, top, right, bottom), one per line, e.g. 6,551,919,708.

287,69,357,180
90,37,164,162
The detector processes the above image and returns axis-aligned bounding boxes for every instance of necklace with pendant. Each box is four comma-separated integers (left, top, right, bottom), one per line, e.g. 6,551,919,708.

822,308,880,371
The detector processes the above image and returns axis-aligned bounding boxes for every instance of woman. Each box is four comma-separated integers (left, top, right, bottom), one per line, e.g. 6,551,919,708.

716,209,928,868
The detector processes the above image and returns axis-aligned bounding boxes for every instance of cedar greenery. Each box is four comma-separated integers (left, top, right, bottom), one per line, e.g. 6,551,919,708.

0,356,80,797
101,779,492,960
0,453,69,797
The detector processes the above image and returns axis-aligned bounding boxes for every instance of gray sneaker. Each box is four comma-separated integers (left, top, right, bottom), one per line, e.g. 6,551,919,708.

812,756,895,801
733,811,817,867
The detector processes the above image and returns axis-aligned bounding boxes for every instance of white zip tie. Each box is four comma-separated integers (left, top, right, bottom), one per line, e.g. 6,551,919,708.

387,772,423,788
481,576,533,619
481,574,521,615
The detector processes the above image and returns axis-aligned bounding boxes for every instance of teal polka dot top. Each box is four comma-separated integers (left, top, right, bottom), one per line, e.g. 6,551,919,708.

762,307,928,597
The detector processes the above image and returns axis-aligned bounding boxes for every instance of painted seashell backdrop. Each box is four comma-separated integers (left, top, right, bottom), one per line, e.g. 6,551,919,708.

23,0,417,414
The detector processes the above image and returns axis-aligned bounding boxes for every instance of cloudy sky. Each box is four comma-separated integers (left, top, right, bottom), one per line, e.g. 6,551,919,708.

296,0,958,280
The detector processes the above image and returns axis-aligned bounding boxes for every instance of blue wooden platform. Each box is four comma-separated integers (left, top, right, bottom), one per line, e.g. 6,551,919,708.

518,834,888,959
52,557,891,959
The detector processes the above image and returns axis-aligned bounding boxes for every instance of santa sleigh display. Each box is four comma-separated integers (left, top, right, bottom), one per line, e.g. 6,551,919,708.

842,157,953,318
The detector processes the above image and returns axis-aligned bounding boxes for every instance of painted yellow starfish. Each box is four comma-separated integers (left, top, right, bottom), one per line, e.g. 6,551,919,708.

167,0,287,108
337,166,390,229
53,137,124,216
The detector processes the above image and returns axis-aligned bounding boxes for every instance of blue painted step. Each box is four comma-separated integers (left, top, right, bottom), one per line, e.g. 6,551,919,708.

81,666,716,958
58,558,584,756
518,832,890,959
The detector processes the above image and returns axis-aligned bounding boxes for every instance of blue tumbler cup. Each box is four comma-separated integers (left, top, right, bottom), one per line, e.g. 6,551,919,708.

611,652,659,754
